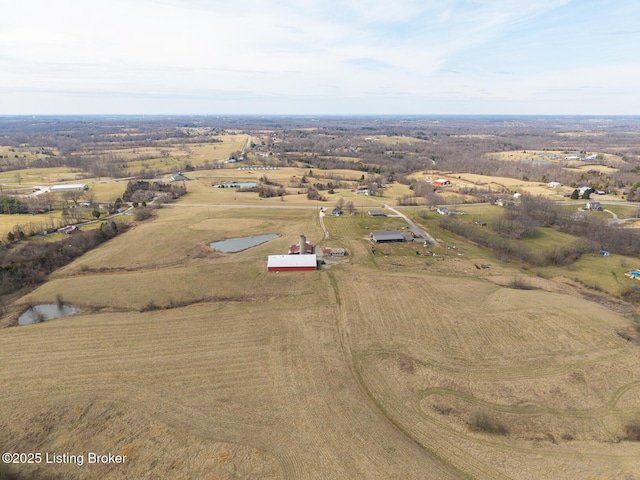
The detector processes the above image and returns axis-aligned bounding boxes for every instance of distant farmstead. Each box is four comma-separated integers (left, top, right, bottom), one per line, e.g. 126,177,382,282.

49,183,89,192
212,181,257,189
370,230,406,243
267,255,317,271
433,178,451,186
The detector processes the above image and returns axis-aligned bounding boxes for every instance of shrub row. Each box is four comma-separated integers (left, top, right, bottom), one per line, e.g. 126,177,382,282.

0,221,126,297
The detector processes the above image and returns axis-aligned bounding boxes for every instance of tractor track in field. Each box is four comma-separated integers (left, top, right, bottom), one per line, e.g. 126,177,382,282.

328,270,468,479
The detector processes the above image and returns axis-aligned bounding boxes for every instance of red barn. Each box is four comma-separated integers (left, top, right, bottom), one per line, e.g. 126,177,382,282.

288,242,314,255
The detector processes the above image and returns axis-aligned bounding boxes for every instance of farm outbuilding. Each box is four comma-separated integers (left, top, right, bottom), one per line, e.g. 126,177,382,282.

323,247,346,257
289,234,314,255
370,231,406,243
49,183,89,192
267,255,317,272
368,210,386,217
171,173,191,181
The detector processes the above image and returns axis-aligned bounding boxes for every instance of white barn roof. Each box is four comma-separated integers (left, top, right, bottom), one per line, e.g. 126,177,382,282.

49,184,88,191
267,255,317,269
370,230,406,242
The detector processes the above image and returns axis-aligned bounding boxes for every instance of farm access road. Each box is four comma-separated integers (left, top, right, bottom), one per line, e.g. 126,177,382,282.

382,204,439,245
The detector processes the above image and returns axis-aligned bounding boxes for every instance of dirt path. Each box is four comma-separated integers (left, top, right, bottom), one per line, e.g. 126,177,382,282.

382,204,439,245
318,210,330,239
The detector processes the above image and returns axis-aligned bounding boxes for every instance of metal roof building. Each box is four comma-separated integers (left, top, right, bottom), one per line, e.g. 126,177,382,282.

368,210,386,217
267,255,317,272
370,230,406,243
288,242,314,255
49,184,89,191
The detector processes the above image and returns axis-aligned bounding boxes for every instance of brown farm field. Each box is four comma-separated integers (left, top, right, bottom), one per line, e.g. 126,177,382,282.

2,162,640,479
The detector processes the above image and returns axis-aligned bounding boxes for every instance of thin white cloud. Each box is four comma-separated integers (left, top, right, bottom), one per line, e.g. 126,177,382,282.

0,0,637,114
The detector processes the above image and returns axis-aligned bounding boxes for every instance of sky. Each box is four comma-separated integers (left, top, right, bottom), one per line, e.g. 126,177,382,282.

0,0,639,115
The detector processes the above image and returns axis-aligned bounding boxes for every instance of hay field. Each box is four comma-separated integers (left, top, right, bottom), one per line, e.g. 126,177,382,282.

409,171,566,198
568,164,620,174
333,270,640,479
1,301,460,479
2,174,640,479
175,167,388,207
488,150,625,167
0,167,84,186
23,206,325,310
0,212,64,237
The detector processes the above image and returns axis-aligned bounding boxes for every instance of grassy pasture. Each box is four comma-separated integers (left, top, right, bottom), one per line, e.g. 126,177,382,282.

174,167,388,207
2,280,458,479
567,164,620,173
371,135,428,145
2,163,640,479
0,145,58,164
410,171,571,199
22,205,325,311
488,150,625,166
541,251,640,297
0,211,65,237
0,166,84,186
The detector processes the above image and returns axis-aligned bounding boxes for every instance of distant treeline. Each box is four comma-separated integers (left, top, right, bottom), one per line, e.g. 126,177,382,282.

0,221,126,297
0,197,28,214
1,116,640,197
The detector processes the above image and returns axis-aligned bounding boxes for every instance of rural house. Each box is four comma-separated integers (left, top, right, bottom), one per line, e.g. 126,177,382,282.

585,201,603,211
322,247,345,257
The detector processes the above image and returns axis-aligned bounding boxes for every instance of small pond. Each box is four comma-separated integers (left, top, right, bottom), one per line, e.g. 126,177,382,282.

19,304,80,325
210,233,279,253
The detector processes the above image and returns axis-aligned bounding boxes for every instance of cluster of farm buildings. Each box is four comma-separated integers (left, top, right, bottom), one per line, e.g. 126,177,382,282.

267,234,345,272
